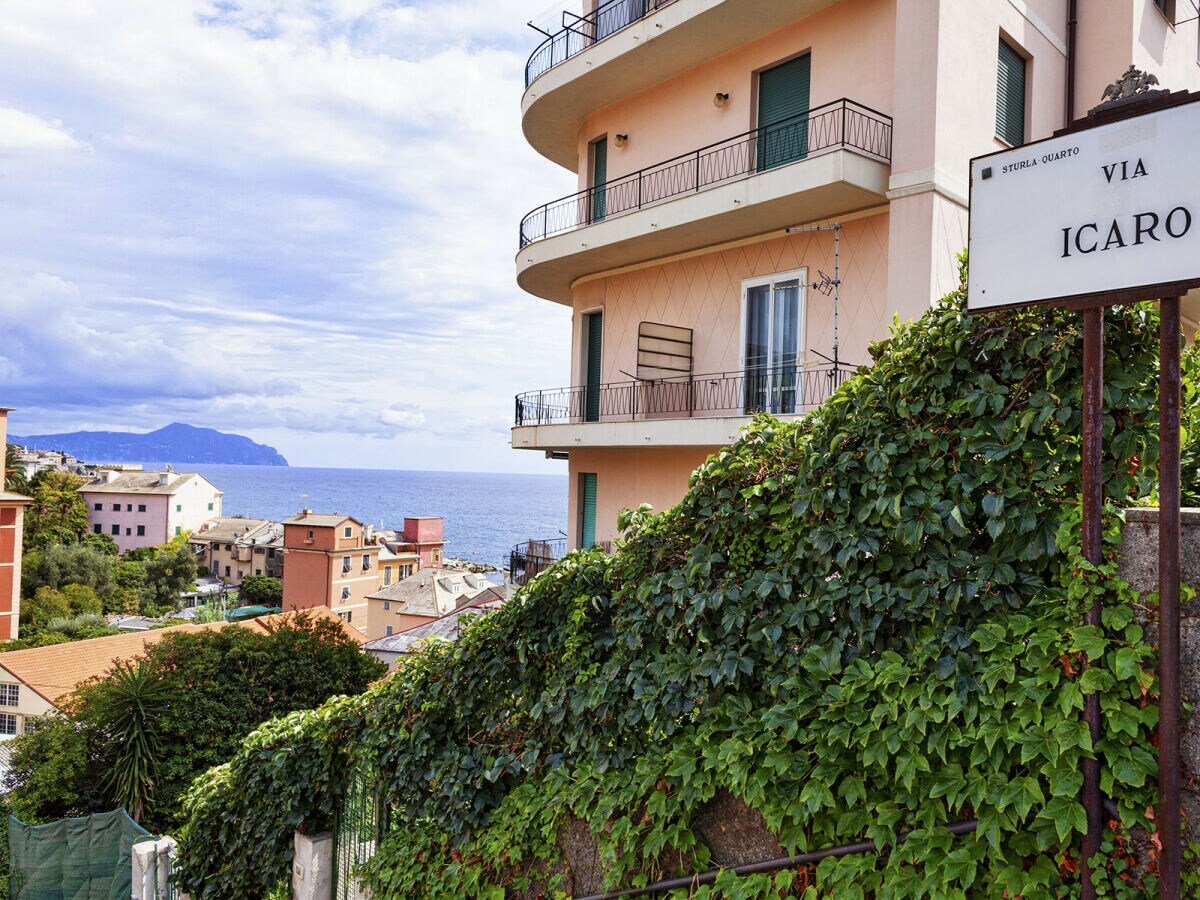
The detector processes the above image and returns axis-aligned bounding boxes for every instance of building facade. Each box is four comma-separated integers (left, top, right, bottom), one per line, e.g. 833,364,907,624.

513,0,1200,549
81,470,223,553
281,512,378,632
0,408,30,642
190,518,284,586
363,568,495,641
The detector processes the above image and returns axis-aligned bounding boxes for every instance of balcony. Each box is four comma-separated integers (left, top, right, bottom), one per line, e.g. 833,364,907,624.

517,100,892,304
512,362,855,450
522,0,841,168
508,538,566,586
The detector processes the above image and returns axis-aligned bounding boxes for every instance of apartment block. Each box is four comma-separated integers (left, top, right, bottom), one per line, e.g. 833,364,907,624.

514,0,1200,548
281,511,378,632
190,517,284,586
0,408,30,642
81,469,223,553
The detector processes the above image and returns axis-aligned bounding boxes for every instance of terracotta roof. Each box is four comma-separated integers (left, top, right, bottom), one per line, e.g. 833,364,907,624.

0,608,365,707
80,472,219,496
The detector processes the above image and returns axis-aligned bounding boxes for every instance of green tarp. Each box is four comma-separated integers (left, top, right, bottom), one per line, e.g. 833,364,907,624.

9,808,148,899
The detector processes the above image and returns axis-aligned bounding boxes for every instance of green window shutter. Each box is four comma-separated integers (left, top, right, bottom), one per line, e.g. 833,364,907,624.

584,311,603,422
757,54,811,170
996,39,1026,145
591,138,607,222
580,473,598,548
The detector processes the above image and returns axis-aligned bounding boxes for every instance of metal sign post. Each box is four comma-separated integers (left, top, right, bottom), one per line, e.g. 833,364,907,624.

967,72,1197,900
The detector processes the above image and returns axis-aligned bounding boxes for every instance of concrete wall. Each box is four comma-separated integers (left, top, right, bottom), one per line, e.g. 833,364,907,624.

1116,507,1200,848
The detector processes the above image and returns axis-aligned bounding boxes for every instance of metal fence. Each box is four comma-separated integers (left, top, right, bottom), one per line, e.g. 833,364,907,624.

526,0,681,86
509,538,568,586
332,770,388,900
519,100,892,247
514,363,856,427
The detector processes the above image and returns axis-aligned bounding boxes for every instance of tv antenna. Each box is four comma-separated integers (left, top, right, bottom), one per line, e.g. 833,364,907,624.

784,223,842,371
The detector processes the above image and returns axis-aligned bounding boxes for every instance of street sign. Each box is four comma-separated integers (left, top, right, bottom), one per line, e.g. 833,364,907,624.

967,95,1200,311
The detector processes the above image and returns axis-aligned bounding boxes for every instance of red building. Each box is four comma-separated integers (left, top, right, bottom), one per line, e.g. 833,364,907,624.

281,511,378,633
0,408,31,641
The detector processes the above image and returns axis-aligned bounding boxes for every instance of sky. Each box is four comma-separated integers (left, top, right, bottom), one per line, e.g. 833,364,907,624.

0,0,577,473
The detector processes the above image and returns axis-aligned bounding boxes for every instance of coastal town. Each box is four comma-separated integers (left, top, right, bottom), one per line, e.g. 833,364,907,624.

2,0,1200,898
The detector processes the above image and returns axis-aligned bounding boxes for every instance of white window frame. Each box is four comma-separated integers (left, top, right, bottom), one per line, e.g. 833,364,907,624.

740,268,808,413
0,684,18,707
0,714,16,736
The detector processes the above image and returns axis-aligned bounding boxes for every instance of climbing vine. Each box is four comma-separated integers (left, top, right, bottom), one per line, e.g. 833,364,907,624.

176,259,1199,898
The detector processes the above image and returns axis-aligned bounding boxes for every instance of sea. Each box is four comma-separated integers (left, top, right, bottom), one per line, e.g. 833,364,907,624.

155,464,568,569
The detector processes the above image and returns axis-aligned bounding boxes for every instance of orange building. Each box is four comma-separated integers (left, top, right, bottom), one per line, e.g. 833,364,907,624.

281,511,378,633
0,408,31,642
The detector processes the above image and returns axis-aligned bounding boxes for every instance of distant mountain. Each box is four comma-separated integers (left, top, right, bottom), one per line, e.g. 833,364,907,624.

10,422,289,467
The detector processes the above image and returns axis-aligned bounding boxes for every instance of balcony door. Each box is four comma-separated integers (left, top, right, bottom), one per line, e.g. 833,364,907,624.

743,272,805,415
757,53,811,171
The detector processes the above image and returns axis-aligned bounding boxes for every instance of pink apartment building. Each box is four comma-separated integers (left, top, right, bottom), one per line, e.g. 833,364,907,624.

0,408,31,642
82,470,223,554
513,0,1200,549
281,512,378,633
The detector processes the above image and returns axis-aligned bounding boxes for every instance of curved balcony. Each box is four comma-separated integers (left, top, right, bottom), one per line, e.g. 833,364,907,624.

522,0,841,169
512,362,856,450
517,100,892,304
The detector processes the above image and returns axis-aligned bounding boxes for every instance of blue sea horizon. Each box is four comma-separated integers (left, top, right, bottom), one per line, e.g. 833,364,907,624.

145,463,568,569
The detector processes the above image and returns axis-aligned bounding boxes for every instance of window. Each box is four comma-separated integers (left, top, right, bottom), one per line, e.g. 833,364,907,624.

225,544,232,551
126,528,131,536
1154,0,1176,24
384,567,393,586
255,568,261,576
126,504,132,512
342,556,351,574
112,503,120,512
207,502,214,510
111,524,120,536
225,566,231,577
742,271,806,414
386,625,393,636
306,529,314,541
589,137,607,223
344,526,353,538
268,548,276,558
362,554,371,571
341,587,350,600
93,502,102,511
93,524,102,534
138,504,146,512
0,715,15,736
0,684,19,707
175,526,181,536
176,504,182,512
137,525,145,536
383,601,391,610
399,564,413,579
346,610,352,622
996,38,1027,146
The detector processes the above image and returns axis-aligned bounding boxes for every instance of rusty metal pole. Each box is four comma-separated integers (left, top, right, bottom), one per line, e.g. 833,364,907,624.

1080,306,1104,899
1159,296,1182,900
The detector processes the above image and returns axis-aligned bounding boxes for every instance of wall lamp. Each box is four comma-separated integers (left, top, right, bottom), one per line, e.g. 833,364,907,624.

713,92,730,108
614,133,629,147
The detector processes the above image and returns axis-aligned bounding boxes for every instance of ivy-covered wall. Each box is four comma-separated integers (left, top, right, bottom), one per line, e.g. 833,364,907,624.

175,262,1200,899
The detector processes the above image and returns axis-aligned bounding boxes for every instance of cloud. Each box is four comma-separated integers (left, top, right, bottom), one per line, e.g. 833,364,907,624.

0,107,84,152
0,0,574,472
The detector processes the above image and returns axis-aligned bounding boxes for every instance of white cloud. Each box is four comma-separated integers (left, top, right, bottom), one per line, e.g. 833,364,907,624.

0,107,83,152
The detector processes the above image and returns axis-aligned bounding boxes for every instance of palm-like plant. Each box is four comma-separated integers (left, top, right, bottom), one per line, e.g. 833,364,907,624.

93,659,170,822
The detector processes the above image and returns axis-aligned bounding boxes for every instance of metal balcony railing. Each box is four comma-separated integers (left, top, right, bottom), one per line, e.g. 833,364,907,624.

518,100,892,248
526,0,681,87
509,538,567,586
514,362,857,427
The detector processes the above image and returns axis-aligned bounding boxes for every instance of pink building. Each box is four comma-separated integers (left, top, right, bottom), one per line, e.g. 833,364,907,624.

0,408,31,642
81,470,223,553
281,512,378,633
513,0,1200,549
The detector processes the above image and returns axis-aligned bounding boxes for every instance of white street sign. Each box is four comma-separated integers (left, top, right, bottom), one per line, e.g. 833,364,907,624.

967,98,1200,310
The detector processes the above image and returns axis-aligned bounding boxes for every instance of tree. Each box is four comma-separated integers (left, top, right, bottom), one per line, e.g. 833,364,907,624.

4,445,29,496
5,612,386,832
23,471,89,550
93,660,169,823
237,575,282,606
21,543,114,602
139,540,200,616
